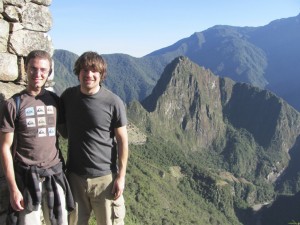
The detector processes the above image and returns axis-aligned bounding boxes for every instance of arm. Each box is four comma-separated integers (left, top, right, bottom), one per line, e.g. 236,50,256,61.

57,95,68,138
112,125,129,199
0,132,24,211
57,124,68,139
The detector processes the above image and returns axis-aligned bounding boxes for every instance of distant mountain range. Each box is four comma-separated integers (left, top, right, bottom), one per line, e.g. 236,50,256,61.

53,13,300,112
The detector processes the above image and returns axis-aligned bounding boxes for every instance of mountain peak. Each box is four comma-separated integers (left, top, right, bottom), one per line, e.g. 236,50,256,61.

142,56,226,149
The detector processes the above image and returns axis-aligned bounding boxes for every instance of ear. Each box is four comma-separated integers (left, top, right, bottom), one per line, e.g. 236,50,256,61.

49,68,53,75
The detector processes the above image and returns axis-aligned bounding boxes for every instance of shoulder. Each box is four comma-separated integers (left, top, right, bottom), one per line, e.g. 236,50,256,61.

45,90,59,100
0,96,18,127
61,86,79,98
101,87,124,104
6,90,27,109
3,97,16,111
11,90,26,101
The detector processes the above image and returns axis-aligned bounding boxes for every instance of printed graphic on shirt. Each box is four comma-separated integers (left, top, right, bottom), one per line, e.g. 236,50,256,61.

38,117,47,126
38,128,47,137
36,106,45,115
25,107,35,117
48,127,56,136
47,106,54,114
23,104,56,137
26,118,36,127
47,117,55,126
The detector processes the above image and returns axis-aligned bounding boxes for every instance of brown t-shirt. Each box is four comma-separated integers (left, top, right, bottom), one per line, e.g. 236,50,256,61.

0,90,60,169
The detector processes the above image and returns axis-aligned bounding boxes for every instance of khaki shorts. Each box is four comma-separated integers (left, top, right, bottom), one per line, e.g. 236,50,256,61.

68,173,125,225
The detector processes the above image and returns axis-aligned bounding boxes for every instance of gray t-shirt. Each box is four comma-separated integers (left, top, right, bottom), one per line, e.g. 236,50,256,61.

0,90,60,169
60,86,127,177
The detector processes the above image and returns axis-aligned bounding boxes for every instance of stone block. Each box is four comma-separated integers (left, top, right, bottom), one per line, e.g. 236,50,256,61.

0,52,18,81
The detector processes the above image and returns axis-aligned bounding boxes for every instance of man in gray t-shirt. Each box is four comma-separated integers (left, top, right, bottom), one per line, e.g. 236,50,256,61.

60,51,128,225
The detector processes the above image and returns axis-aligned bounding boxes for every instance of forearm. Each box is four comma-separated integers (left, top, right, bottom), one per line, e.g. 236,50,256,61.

1,145,18,193
118,142,128,178
116,126,129,178
0,132,18,193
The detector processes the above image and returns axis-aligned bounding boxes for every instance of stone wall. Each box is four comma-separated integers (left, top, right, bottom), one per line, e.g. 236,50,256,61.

0,0,54,102
0,0,54,222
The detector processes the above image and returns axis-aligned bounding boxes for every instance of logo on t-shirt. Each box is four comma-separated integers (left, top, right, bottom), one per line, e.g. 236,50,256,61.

47,106,54,114
36,106,45,115
25,107,35,117
26,118,36,127
48,127,56,136
37,117,47,126
38,128,47,137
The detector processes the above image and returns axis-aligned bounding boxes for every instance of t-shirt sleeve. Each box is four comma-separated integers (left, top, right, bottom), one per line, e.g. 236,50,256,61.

58,89,71,125
54,93,63,125
113,97,127,128
0,99,17,133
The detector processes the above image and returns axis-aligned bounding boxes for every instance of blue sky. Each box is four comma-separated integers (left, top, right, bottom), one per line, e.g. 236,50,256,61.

49,0,299,57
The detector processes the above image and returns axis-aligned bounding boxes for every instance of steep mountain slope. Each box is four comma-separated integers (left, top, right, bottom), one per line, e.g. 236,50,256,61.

142,56,226,149
127,57,300,224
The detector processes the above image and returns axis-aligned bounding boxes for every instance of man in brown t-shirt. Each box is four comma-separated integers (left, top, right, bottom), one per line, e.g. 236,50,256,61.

0,50,73,225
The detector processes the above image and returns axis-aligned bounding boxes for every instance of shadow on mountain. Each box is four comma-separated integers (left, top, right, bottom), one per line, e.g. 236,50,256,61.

257,191,300,225
223,83,281,148
256,136,300,225
236,191,300,225
276,135,300,193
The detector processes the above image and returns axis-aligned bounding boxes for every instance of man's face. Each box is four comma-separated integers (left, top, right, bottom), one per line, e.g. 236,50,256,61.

79,67,101,94
26,57,50,91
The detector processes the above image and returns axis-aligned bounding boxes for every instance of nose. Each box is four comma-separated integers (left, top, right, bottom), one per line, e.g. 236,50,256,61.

86,70,93,75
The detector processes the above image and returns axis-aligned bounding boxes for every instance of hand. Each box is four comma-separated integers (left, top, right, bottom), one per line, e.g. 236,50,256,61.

111,175,125,200
10,189,24,211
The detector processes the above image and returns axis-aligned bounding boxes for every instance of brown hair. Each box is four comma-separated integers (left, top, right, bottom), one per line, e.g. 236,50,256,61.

73,51,107,81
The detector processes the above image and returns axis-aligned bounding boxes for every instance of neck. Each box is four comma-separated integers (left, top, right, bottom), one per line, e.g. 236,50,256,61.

26,87,45,96
80,85,100,95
